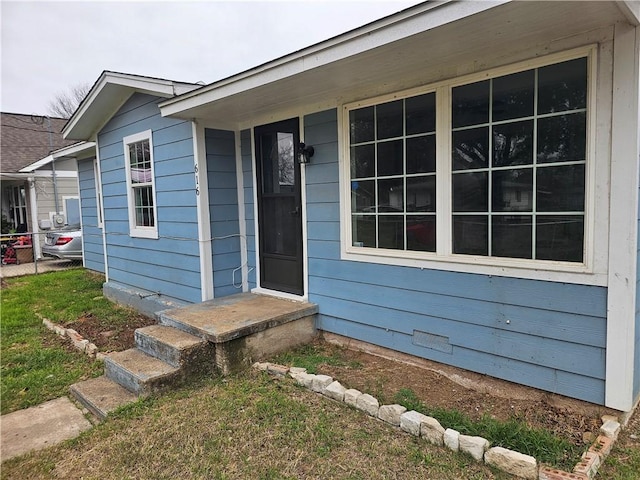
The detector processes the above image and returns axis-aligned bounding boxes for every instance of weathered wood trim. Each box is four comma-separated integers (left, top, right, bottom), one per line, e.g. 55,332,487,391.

605,23,640,411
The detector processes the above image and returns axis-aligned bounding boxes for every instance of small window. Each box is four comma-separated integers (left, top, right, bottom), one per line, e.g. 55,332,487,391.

123,131,158,238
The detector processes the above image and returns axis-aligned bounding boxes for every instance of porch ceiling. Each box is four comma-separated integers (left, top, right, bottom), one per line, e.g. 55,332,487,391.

160,1,628,130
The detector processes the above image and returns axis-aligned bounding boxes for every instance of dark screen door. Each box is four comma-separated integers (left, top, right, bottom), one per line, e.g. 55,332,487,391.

255,118,303,295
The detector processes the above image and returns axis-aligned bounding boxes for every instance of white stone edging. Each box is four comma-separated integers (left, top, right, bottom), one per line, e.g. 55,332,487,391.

254,362,622,480
42,318,106,361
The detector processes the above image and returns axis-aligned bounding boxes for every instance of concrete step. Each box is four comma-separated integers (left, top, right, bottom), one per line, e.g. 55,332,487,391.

70,376,137,420
158,293,317,374
104,348,181,396
135,324,213,370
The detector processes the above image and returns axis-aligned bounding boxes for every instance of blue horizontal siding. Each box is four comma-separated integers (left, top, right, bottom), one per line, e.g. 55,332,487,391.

317,313,604,404
97,93,200,304
302,108,607,405
206,128,241,298
77,158,105,273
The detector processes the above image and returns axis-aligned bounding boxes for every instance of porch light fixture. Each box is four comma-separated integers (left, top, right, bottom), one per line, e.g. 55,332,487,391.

298,142,314,164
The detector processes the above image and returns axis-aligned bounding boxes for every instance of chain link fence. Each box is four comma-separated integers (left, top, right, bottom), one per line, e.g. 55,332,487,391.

1,231,84,279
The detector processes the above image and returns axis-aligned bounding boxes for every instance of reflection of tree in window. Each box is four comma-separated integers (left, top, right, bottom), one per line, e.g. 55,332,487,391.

451,57,587,262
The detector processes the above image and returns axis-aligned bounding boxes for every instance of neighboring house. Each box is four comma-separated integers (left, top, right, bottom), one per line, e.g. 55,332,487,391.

0,112,81,258
64,1,640,413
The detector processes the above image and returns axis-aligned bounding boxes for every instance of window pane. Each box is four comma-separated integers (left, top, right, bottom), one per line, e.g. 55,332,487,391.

492,70,535,121
452,80,490,128
452,172,488,212
453,127,489,171
536,113,586,164
492,168,533,212
352,215,376,247
351,144,375,178
537,164,585,212
134,186,154,227
453,215,488,255
377,140,404,177
407,176,435,212
351,180,375,213
407,215,436,252
492,120,533,167
350,106,374,143
492,216,532,258
538,57,587,114
406,93,436,134
378,215,404,249
406,135,436,174
378,178,404,212
536,215,584,262
377,100,403,139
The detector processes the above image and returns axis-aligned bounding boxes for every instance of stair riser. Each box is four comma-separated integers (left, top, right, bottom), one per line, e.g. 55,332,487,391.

158,315,203,339
104,357,184,396
136,332,216,373
70,385,108,420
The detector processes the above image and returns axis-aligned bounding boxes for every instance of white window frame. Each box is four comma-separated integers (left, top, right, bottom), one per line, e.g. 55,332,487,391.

123,130,158,239
93,158,103,228
341,45,605,285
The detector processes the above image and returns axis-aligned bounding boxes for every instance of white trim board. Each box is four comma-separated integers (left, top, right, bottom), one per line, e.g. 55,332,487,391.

192,121,214,301
605,22,640,412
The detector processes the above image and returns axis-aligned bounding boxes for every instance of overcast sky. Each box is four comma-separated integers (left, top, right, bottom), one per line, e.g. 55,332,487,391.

1,0,421,117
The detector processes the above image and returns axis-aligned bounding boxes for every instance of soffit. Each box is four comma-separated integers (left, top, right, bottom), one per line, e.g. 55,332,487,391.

161,1,626,129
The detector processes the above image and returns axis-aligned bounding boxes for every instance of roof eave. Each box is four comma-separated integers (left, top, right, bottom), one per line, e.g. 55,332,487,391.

159,0,509,118
63,71,199,141
619,1,640,25
19,141,96,172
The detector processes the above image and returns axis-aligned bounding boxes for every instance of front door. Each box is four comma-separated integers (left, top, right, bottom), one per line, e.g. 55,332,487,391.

255,118,304,295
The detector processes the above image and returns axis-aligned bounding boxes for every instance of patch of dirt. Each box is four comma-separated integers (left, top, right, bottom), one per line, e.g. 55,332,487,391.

61,312,156,352
309,339,619,452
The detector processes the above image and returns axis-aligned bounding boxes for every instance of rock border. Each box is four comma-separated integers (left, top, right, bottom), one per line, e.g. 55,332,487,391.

254,362,621,480
42,318,109,361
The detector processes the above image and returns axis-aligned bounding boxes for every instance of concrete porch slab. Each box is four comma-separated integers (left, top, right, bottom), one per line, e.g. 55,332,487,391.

159,292,318,343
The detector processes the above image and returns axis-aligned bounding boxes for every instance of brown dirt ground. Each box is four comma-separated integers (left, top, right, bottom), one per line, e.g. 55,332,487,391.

60,312,156,352
58,312,621,459
310,336,620,452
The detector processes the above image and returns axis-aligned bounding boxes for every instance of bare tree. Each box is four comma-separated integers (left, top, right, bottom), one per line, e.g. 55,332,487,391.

47,83,90,119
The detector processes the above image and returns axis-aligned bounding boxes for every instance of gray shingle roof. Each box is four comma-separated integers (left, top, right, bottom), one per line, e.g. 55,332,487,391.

1,113,76,173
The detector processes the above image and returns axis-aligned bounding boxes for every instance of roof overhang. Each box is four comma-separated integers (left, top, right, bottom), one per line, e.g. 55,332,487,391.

619,0,640,25
63,71,199,141
19,141,96,173
160,0,631,130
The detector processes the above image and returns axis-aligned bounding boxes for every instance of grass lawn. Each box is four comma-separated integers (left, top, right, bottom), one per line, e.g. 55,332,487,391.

1,373,514,480
1,269,639,478
1,269,140,414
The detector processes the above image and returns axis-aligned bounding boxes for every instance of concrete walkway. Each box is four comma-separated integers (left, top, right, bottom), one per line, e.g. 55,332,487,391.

1,397,92,462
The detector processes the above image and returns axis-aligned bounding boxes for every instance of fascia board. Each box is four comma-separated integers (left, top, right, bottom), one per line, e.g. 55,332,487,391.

160,0,509,117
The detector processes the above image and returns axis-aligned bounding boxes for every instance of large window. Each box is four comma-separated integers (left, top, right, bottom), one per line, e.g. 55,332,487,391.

123,131,157,238
346,51,591,270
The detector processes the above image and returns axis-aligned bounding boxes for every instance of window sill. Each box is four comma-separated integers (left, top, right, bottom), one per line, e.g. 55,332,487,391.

341,246,606,286
129,228,158,240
